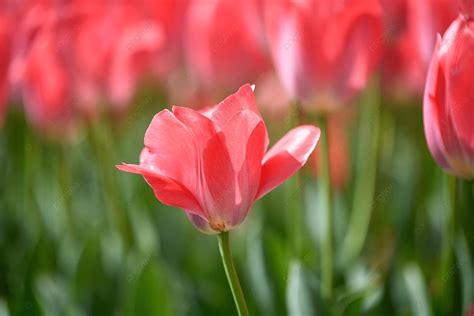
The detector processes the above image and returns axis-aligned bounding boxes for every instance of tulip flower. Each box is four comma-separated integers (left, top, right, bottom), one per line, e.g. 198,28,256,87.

117,84,320,232
381,0,457,98
10,4,76,133
263,0,382,111
117,84,319,315
423,14,474,179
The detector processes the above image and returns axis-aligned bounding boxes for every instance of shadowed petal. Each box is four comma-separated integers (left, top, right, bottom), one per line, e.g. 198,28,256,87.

221,109,265,170
172,105,217,148
424,35,452,171
202,131,237,230
230,120,267,226
116,163,204,216
143,109,200,192
186,212,217,234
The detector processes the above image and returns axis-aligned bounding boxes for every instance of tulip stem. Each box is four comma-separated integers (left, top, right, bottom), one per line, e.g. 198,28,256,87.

218,232,249,316
340,79,380,266
319,115,333,302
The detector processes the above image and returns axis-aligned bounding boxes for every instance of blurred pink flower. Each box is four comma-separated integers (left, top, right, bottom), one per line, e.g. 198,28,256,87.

0,12,12,125
381,0,457,99
9,3,77,132
255,72,292,120
71,1,165,112
423,14,474,179
8,1,168,132
141,0,189,78
184,0,270,98
117,84,320,233
263,0,383,112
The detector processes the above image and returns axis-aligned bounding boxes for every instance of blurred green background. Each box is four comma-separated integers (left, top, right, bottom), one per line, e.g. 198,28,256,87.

1,87,473,316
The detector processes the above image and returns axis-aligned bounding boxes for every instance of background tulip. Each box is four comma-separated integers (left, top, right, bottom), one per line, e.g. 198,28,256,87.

424,14,474,179
184,0,270,101
381,0,457,99
263,0,383,111
8,1,168,133
9,3,77,133
118,84,320,233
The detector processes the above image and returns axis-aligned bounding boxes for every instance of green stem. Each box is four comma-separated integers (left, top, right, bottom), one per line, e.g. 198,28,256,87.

450,177,460,238
88,121,133,248
58,144,76,237
440,175,461,313
289,103,305,258
318,115,333,302
217,232,249,316
340,80,380,266
465,180,474,254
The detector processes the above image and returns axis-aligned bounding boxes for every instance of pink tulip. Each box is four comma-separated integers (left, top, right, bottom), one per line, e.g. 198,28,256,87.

263,0,382,111
140,0,189,78
9,3,77,132
117,84,320,233
10,1,166,132
184,0,270,97
381,0,457,98
423,14,474,179
255,72,292,121
72,2,164,111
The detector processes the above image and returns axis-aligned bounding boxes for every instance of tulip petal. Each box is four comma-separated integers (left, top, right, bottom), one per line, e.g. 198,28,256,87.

202,131,237,230
172,105,217,148
424,34,453,171
186,212,217,234
207,84,257,125
143,174,204,216
232,120,267,225
221,109,266,170
208,84,269,150
445,21,474,157
256,125,320,199
116,164,204,216
143,109,200,191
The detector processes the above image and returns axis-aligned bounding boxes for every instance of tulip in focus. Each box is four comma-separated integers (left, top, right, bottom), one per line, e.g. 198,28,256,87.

423,13,474,179
117,84,320,233
263,0,383,111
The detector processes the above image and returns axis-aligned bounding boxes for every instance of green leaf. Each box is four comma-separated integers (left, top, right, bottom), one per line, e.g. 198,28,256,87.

455,233,473,313
286,260,315,316
131,257,175,316
403,263,431,316
246,224,276,315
